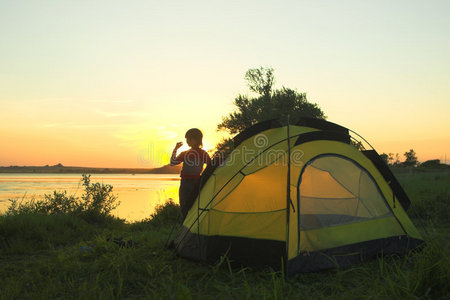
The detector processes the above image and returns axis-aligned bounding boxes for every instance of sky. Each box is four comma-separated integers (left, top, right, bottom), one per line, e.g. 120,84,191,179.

1,0,449,168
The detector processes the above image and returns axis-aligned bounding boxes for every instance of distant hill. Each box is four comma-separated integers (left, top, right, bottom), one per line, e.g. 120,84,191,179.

0,164,182,174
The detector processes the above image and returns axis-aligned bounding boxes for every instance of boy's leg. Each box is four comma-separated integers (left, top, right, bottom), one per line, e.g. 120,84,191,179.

179,178,199,219
184,178,199,214
179,179,188,219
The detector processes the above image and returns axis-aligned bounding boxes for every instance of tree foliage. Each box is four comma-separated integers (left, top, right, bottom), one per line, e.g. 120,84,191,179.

217,67,326,136
380,152,399,166
244,67,274,97
403,149,419,167
380,150,420,167
380,153,389,165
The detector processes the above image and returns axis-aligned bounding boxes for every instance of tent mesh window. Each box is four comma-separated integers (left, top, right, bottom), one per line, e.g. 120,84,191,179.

299,155,392,230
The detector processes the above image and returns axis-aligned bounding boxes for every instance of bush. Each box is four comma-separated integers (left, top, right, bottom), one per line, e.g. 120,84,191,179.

79,174,120,216
6,174,120,222
148,199,182,227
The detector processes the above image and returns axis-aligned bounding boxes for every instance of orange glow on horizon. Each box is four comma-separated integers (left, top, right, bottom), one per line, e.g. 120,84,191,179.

2,121,449,168
1,1,449,168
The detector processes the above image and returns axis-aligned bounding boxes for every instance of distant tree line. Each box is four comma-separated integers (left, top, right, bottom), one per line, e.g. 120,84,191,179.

380,149,418,167
380,149,447,168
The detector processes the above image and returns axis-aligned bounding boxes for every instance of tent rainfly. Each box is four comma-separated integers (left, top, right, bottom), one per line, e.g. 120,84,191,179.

173,118,424,274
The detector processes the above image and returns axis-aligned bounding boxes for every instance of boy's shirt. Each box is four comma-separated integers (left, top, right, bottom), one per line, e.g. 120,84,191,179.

170,147,211,179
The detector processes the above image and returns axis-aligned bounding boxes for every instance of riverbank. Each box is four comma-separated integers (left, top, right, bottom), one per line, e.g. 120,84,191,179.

0,164,181,174
0,170,448,299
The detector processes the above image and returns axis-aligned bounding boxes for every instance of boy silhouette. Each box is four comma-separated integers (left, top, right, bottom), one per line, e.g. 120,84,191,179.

170,128,211,219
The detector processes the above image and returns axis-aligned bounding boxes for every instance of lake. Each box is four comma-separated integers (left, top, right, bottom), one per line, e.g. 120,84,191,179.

0,173,180,222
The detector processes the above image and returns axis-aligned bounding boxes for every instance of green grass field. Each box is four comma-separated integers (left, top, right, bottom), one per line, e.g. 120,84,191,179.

0,170,448,299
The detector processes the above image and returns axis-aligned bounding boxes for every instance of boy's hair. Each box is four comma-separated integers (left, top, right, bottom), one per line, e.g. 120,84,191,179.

185,128,203,147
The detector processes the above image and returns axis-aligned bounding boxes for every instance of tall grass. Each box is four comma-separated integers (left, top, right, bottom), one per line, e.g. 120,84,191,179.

393,169,450,224
0,171,448,299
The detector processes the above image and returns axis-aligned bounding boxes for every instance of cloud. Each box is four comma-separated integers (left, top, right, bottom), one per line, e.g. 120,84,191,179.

158,130,178,140
94,99,135,104
39,122,121,129
92,109,149,119
40,123,59,128
111,123,182,146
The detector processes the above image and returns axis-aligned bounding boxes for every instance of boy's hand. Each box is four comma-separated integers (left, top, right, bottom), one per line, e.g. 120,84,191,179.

175,142,183,150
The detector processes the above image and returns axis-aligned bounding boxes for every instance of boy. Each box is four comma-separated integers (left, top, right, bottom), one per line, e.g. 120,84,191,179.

170,128,211,219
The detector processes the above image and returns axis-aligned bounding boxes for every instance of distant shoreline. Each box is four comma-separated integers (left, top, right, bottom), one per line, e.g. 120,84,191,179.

0,164,181,174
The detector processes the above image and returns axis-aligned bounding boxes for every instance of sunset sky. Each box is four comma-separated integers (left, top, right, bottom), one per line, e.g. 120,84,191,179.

1,0,449,168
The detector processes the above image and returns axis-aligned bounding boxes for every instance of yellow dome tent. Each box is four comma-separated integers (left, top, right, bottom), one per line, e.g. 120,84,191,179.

173,118,423,274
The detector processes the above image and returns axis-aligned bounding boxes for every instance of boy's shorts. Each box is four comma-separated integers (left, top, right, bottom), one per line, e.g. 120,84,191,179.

179,178,199,219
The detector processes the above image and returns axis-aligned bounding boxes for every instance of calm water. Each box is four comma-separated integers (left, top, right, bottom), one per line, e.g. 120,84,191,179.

0,173,180,222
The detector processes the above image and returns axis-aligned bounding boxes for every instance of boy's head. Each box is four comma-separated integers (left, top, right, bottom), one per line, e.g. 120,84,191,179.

185,128,203,148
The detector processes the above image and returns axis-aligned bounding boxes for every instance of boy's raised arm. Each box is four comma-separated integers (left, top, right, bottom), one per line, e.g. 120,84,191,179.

170,142,183,166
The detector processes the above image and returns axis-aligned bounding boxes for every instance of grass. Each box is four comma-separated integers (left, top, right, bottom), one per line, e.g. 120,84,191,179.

393,169,450,224
0,170,449,299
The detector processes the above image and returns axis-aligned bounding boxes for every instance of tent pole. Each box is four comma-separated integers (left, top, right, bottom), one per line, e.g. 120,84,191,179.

285,114,291,276
197,174,202,259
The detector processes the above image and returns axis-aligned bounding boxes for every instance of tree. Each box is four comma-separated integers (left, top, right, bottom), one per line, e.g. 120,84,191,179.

380,153,389,165
380,152,398,166
217,67,326,136
244,67,274,98
390,153,401,167
403,149,419,167
388,153,395,166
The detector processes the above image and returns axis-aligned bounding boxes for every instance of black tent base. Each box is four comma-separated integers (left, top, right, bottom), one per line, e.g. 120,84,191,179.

174,226,285,269
287,236,424,275
174,226,424,275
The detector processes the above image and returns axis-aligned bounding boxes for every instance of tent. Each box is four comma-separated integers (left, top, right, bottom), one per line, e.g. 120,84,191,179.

173,118,424,274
